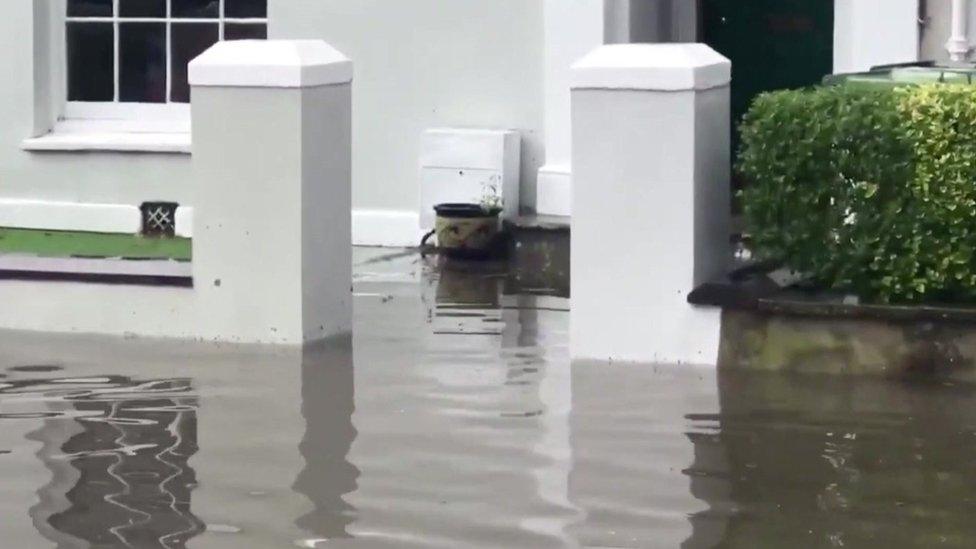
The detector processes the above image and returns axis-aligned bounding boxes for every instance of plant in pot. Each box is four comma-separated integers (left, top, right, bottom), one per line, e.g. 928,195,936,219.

431,176,504,259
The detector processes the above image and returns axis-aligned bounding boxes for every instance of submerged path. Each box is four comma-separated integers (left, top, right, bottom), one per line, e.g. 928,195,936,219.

0,249,972,548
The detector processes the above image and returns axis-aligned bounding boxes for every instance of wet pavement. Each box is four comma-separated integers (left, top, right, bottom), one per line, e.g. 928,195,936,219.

1,248,975,548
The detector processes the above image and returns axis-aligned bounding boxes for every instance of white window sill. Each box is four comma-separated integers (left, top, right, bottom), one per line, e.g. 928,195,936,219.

21,119,191,154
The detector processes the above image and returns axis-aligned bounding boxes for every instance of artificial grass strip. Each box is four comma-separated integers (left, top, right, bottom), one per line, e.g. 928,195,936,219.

0,228,191,261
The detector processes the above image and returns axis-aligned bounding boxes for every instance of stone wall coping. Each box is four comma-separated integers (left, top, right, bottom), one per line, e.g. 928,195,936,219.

189,40,353,89
571,43,731,92
689,266,976,324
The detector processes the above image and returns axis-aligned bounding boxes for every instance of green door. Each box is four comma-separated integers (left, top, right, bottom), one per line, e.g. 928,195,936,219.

701,0,834,155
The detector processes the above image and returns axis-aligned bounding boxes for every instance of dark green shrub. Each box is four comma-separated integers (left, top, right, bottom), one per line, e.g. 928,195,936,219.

738,84,976,303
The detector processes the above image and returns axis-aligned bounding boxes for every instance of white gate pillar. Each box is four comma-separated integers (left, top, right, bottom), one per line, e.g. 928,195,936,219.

189,40,353,344
570,44,730,365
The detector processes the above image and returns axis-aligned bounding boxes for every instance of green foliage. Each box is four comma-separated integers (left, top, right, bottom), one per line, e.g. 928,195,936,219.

739,84,976,303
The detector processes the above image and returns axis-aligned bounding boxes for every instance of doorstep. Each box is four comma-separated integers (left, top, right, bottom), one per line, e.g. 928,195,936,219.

503,214,570,233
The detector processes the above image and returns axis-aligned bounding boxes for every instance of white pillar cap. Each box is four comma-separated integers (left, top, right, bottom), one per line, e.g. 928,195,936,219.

572,44,730,91
189,40,353,88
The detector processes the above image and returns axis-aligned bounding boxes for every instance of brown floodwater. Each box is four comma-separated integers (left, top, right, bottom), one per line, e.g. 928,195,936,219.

1,249,975,548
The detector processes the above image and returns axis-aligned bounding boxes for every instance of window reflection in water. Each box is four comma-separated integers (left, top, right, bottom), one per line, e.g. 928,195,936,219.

9,375,205,548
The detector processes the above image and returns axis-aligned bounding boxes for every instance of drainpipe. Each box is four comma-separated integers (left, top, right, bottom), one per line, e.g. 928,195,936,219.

946,0,972,63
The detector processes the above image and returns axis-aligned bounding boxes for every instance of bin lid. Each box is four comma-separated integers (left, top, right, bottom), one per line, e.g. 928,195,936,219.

824,62,976,88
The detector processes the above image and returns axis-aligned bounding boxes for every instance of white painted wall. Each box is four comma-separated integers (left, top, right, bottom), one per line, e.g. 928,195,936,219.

0,0,931,246
272,1,545,241
0,1,544,247
834,0,920,72
0,2,193,207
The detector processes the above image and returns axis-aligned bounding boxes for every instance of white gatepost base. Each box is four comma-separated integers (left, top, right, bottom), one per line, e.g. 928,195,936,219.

569,44,731,366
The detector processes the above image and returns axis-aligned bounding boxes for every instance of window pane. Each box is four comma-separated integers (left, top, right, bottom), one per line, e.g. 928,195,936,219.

67,23,114,102
67,0,113,17
119,23,167,103
170,24,219,103
172,0,219,18
225,0,267,19
224,24,268,40
119,0,166,17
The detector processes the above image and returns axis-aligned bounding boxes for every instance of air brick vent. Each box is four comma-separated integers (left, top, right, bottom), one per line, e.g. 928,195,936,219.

141,202,178,237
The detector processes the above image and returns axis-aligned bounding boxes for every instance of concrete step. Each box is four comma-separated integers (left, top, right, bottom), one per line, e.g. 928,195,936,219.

0,254,192,286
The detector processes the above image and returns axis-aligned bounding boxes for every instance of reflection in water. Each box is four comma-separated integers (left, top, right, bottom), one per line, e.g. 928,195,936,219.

294,338,359,540
428,258,505,337
8,374,205,548
10,250,976,547
685,371,976,548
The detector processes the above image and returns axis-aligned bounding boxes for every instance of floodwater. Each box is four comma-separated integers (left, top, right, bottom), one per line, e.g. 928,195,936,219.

1,249,976,548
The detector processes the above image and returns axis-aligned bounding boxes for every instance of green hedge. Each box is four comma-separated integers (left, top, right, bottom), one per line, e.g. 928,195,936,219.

739,84,976,303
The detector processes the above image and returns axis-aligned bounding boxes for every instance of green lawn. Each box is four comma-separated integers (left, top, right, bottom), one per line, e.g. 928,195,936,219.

0,228,191,261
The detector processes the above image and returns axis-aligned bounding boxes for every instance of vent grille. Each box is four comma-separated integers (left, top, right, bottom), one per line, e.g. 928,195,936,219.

141,202,178,237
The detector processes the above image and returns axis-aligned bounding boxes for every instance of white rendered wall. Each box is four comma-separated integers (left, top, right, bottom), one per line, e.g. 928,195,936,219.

834,0,920,72
0,1,543,247
273,1,545,241
0,0,926,247
0,2,193,210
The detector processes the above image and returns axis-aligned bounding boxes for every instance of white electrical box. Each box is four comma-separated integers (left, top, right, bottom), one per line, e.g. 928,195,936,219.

419,128,521,230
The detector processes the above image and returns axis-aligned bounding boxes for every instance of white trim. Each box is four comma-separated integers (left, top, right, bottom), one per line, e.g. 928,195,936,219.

21,121,191,154
66,17,268,24
113,0,119,101
353,210,425,247
0,199,141,234
64,102,190,125
166,0,173,101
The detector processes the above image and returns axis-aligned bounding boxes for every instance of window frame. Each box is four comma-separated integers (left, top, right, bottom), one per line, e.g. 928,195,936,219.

62,0,267,127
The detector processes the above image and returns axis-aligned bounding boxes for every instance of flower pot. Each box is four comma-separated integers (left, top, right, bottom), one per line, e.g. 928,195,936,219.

433,203,502,259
